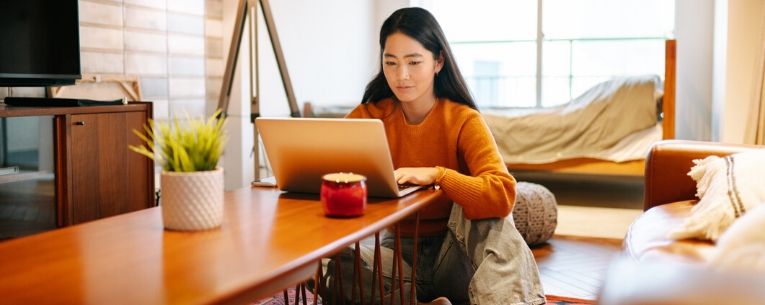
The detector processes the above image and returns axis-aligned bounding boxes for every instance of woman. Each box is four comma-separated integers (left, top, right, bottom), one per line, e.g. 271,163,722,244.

323,7,545,305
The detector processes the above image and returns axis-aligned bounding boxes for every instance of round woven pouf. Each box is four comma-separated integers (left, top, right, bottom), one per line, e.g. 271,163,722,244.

513,182,558,246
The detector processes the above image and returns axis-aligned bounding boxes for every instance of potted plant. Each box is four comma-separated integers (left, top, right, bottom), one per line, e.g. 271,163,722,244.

130,110,227,231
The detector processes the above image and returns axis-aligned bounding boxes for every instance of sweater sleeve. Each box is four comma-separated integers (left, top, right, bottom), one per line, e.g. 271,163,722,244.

434,113,516,219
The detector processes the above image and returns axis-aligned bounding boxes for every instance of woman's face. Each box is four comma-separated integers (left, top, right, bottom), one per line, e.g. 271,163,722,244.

382,32,443,105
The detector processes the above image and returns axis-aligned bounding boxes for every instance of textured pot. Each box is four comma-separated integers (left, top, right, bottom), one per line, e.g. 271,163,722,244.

160,167,224,231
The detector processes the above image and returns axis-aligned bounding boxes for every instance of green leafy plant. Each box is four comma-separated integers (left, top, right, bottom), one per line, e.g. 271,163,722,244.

130,110,227,172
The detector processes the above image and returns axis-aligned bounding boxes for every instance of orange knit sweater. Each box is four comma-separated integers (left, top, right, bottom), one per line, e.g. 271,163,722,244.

346,98,517,236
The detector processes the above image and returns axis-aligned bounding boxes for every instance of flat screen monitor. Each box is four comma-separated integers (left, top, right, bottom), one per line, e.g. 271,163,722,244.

0,0,81,87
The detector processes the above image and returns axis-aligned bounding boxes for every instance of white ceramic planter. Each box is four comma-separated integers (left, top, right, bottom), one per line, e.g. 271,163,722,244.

160,167,224,231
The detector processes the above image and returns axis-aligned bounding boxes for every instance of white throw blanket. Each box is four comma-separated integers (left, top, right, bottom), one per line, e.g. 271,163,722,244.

710,205,765,272
483,75,660,164
670,150,765,240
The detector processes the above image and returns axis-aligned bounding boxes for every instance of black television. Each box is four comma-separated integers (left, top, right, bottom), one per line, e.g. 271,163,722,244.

0,0,81,87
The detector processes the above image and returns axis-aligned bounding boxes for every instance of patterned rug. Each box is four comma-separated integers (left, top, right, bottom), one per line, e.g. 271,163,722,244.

252,288,595,305
544,295,595,305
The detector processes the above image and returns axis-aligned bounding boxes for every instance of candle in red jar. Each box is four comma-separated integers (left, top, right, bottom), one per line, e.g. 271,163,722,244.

320,173,367,218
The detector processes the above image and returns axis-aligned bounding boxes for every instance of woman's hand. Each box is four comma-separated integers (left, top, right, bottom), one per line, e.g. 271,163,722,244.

394,167,440,185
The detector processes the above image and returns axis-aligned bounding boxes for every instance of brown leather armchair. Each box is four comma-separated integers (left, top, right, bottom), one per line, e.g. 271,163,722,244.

624,140,761,262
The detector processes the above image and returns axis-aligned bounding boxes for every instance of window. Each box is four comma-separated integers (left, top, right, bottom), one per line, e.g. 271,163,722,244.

413,0,674,109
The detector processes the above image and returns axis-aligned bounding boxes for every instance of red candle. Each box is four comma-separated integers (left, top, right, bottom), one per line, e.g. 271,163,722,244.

320,173,367,218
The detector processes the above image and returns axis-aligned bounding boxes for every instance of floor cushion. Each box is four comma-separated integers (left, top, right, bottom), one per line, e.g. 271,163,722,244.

513,182,558,246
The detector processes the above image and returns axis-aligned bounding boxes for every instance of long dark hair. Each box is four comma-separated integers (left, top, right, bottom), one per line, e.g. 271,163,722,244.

361,7,477,110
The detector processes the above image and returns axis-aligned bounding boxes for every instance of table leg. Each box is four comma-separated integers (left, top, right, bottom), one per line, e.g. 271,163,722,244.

410,212,420,305
309,212,422,305
390,225,399,305
375,232,385,305
313,260,323,305
394,225,405,305
301,283,308,305
334,253,345,305
353,241,365,305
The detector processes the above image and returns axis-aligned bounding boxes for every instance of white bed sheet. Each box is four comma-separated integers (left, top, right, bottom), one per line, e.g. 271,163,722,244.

483,75,662,164
504,123,662,164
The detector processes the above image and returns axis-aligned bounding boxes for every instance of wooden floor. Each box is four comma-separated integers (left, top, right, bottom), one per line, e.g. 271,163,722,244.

520,172,641,301
532,235,623,300
514,171,644,209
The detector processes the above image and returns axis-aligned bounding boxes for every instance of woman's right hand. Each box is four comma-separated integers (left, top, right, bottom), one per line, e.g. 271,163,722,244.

393,167,440,185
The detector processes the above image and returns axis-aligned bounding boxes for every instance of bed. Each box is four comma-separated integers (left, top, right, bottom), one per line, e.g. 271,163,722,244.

485,40,676,177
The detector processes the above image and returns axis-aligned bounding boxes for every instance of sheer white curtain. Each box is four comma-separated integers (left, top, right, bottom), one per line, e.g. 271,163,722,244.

746,6,765,145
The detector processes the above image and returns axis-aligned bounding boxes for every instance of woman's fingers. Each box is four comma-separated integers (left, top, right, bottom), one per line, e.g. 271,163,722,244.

394,169,411,184
394,167,435,185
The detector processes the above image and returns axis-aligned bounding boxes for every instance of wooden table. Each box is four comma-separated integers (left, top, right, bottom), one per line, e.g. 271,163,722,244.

0,187,441,305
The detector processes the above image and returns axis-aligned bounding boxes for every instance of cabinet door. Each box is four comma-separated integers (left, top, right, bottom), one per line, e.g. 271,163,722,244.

69,111,152,224
69,113,99,223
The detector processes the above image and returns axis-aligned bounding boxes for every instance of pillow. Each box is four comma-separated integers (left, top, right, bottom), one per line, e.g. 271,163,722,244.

669,149,765,241
710,204,765,272
513,182,557,246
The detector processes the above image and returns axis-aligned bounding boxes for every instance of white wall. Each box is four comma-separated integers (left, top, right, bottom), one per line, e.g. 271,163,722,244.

220,0,249,190
711,0,728,142
220,0,390,189
675,0,765,143
712,0,765,143
375,0,409,36
675,0,714,141
76,0,220,121
259,0,378,116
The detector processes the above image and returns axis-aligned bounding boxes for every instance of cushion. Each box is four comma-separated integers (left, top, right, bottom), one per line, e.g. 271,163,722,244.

512,182,557,246
669,150,765,241
710,204,765,272
625,200,716,262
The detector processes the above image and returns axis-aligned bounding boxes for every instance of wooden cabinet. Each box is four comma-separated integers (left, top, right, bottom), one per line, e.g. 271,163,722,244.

1,103,154,227
59,108,154,224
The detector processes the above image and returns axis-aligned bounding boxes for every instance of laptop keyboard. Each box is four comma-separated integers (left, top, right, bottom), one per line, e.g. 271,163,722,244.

397,183,419,191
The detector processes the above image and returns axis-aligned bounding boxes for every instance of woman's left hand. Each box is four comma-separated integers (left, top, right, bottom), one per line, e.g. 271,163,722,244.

393,167,439,185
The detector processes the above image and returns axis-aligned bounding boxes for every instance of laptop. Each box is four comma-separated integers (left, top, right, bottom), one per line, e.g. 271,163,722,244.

255,117,424,198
